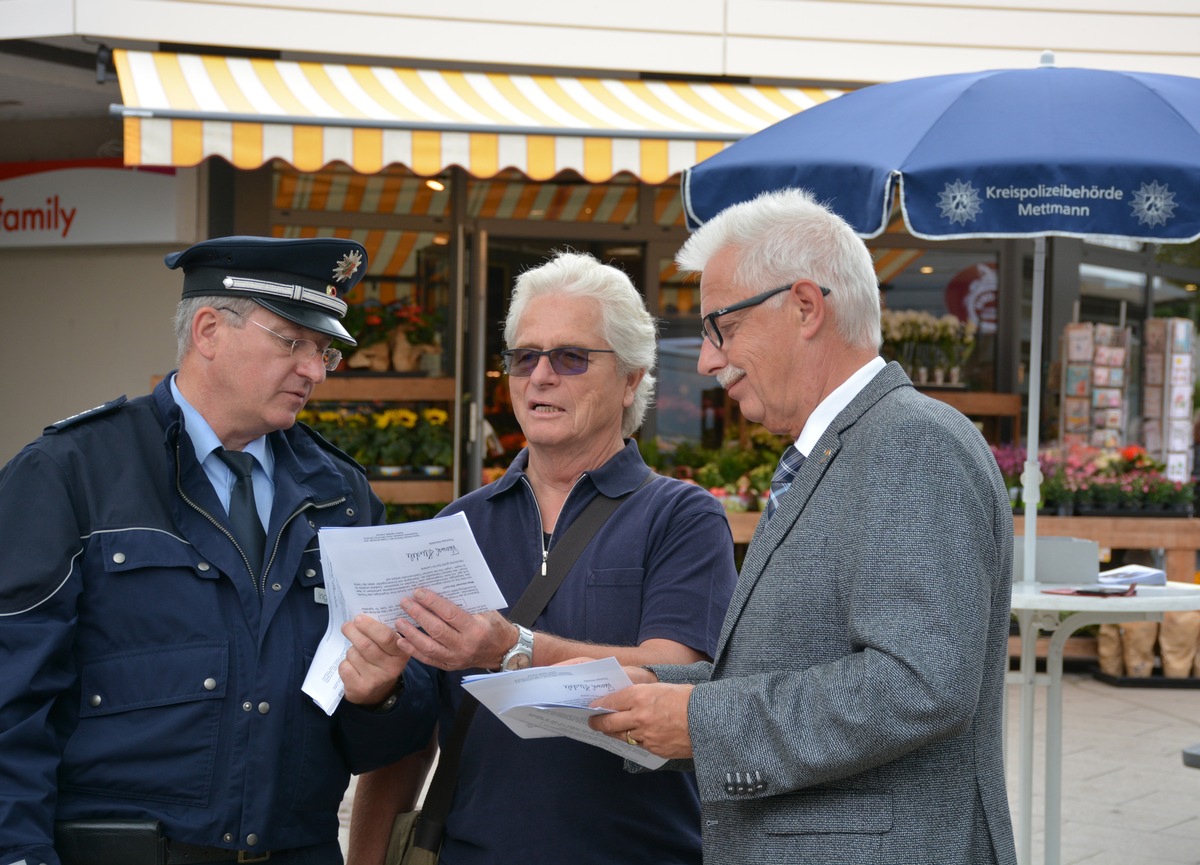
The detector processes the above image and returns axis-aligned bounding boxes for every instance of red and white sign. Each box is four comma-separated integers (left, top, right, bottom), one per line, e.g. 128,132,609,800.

944,262,998,335
0,159,194,247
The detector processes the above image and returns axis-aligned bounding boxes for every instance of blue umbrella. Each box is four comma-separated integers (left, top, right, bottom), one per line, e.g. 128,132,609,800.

683,53,1200,589
683,54,1200,865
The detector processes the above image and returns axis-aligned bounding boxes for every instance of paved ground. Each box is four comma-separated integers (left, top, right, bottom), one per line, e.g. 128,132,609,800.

338,672,1200,864
1007,672,1200,865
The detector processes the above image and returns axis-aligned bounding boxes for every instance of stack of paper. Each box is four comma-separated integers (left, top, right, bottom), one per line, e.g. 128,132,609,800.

1097,564,1167,586
462,657,667,769
301,512,507,715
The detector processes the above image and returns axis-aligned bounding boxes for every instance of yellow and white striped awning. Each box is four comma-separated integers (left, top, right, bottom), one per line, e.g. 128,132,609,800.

112,49,842,183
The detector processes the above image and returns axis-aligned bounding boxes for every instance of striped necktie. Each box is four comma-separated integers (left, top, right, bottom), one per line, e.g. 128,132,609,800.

765,445,806,521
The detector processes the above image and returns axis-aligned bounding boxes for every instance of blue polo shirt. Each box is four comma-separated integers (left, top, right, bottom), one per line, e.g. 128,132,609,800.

428,440,737,865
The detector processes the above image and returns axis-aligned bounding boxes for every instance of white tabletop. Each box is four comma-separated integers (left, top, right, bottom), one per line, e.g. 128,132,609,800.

1011,580,1200,613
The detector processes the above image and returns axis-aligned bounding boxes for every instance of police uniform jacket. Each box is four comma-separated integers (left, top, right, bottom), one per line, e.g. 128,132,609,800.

0,376,434,865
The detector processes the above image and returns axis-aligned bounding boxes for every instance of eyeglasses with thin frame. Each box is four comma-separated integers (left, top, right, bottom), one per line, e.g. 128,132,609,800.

500,346,616,377
218,307,343,371
700,282,831,349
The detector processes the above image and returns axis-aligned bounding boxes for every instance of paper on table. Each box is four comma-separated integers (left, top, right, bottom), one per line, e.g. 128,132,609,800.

302,511,507,715
461,657,667,769
1097,564,1166,586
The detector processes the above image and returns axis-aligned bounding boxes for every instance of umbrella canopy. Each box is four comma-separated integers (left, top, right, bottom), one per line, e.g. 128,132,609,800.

683,56,1200,242
682,54,1200,590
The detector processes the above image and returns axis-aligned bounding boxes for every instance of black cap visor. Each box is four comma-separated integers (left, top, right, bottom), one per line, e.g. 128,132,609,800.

255,298,357,347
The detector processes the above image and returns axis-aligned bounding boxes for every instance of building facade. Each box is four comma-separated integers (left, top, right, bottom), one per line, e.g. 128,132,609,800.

3,2,1199,490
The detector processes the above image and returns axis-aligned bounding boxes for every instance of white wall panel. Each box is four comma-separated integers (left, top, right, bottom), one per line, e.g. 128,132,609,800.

728,36,1200,86
0,0,73,39
73,0,727,76
14,1,1200,87
729,1,1200,73
173,0,727,34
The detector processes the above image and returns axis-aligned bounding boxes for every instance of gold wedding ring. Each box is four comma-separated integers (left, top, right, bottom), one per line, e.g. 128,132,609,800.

625,732,639,747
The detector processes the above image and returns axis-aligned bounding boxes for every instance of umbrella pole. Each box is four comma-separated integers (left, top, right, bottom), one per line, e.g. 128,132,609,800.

1021,236,1046,584
1015,236,1046,865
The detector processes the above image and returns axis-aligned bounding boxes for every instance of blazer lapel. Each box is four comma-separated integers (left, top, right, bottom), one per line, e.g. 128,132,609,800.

711,362,914,662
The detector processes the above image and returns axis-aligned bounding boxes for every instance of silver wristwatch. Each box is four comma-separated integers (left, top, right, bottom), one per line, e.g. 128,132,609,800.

500,624,535,671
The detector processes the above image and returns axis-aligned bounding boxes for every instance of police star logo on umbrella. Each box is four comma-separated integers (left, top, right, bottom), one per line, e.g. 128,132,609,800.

938,180,983,225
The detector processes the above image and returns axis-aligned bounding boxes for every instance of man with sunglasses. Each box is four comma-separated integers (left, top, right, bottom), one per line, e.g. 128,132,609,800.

349,251,737,865
0,236,434,865
590,189,1017,865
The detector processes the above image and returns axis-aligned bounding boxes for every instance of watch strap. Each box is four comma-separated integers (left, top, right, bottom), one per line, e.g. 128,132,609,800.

500,624,534,670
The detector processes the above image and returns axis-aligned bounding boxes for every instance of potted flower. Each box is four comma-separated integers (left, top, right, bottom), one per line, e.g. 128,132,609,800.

1146,476,1194,515
298,407,374,466
1086,476,1124,511
391,305,445,373
372,407,420,475
394,305,444,346
412,407,454,474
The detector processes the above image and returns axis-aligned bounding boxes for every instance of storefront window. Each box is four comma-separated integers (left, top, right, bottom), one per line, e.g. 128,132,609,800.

656,259,724,449
874,246,1000,391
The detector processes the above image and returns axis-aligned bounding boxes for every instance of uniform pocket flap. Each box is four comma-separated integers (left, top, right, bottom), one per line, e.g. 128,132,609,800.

764,789,893,835
99,529,214,578
79,641,228,717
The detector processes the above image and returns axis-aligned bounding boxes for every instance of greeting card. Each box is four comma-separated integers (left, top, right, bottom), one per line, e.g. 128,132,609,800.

1064,324,1093,362
1065,364,1091,395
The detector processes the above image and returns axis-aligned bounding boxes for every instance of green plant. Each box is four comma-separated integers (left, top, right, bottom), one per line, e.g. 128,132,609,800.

297,407,373,464
747,462,774,495
341,302,392,348
694,463,725,490
341,301,445,348
394,305,444,346
412,407,454,467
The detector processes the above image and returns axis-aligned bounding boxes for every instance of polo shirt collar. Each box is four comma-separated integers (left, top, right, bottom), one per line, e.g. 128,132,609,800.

488,439,650,500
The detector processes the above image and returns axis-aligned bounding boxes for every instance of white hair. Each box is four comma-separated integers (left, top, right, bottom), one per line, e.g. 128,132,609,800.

505,251,657,437
676,188,881,350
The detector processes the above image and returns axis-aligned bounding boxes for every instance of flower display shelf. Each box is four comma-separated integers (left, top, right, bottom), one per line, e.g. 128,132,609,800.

308,374,455,505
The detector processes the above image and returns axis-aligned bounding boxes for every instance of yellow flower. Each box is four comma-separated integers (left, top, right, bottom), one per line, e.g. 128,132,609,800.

423,408,449,426
395,408,419,429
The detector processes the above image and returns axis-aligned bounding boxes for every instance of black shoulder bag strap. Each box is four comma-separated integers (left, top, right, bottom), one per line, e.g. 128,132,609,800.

412,471,654,853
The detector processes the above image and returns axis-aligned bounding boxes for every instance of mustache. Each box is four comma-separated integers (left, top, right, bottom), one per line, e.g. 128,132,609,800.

716,365,746,390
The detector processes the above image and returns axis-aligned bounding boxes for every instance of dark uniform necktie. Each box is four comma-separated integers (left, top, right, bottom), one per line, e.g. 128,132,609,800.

765,445,806,521
215,448,265,574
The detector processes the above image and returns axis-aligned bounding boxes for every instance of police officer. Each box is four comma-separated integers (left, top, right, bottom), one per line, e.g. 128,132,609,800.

0,237,434,865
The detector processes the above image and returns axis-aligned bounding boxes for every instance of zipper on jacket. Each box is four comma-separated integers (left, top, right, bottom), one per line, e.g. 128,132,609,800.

174,443,345,596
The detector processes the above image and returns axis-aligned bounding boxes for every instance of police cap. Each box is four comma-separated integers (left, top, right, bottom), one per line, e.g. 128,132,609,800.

165,236,367,346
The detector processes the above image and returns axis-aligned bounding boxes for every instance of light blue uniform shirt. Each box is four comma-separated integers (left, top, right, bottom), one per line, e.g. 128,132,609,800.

169,374,274,530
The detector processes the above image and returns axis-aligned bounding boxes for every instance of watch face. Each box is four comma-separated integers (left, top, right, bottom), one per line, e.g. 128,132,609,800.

504,651,532,671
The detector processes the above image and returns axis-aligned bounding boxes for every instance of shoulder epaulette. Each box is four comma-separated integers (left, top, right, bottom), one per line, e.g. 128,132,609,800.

43,396,128,435
296,420,368,477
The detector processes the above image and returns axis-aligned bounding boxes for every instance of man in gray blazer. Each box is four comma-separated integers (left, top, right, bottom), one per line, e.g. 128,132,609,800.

592,188,1017,865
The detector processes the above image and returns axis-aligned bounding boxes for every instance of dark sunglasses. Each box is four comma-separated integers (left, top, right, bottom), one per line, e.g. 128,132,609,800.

701,282,831,349
500,346,616,376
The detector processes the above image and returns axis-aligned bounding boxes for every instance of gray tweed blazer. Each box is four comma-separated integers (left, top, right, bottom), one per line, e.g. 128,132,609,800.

653,362,1017,865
